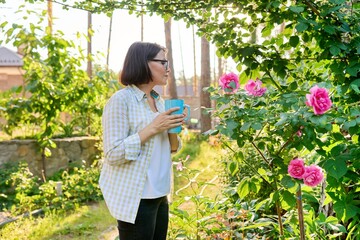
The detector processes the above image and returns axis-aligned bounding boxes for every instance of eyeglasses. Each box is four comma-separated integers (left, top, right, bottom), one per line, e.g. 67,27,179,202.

149,59,169,71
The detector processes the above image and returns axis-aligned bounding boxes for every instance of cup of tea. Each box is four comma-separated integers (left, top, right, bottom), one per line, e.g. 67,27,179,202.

165,99,190,134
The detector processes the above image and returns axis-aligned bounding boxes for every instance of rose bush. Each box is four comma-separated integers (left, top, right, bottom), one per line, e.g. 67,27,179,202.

207,71,357,238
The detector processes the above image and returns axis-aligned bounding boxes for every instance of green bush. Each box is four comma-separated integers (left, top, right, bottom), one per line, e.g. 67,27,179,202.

0,160,102,215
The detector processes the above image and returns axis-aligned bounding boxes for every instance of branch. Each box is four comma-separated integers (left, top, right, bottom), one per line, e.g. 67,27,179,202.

303,0,321,16
221,140,274,189
250,141,271,166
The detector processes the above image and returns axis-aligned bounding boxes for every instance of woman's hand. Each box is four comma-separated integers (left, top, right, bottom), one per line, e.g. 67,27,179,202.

138,107,185,144
151,107,185,133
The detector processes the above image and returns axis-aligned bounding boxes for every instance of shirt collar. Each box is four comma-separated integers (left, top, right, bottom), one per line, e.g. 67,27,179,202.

129,85,160,102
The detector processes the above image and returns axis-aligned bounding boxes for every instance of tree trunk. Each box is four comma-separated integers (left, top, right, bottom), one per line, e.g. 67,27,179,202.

87,11,92,79
200,37,211,133
192,25,197,96
164,18,178,99
47,0,52,34
178,24,187,96
106,14,113,71
217,56,223,87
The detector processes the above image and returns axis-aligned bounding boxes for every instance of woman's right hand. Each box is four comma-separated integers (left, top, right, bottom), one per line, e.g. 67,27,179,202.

150,107,185,133
138,107,185,144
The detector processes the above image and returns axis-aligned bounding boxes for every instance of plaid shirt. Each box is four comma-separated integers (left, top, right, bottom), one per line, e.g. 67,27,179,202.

99,85,177,223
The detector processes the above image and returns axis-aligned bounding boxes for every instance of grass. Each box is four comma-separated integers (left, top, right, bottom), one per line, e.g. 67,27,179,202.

172,134,223,201
0,131,222,240
0,201,117,240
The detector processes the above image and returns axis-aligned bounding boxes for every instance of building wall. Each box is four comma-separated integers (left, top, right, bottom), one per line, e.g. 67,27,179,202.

0,67,25,92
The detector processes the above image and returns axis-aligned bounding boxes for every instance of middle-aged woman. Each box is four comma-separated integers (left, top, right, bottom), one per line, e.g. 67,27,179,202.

99,41,186,240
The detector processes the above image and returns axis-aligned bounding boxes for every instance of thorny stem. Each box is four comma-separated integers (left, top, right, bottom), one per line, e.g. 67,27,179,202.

221,140,274,189
250,141,271,166
276,127,301,155
297,185,306,240
254,58,282,91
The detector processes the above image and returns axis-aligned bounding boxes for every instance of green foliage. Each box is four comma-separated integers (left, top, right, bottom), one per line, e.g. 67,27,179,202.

169,136,228,239
0,6,120,151
0,161,102,215
2,0,360,238
0,202,116,240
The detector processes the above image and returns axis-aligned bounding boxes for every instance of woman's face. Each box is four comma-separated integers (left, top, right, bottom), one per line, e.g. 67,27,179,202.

148,50,170,86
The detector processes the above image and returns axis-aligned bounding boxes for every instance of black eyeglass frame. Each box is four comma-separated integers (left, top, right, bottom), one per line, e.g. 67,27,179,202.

148,59,169,70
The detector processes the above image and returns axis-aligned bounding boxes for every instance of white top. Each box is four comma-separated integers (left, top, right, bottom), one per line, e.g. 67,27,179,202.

142,112,172,198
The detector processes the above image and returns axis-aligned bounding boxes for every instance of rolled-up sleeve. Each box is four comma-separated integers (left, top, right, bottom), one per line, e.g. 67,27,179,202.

102,93,141,166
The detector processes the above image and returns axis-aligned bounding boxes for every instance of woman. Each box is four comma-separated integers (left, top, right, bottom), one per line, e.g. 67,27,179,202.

99,42,186,240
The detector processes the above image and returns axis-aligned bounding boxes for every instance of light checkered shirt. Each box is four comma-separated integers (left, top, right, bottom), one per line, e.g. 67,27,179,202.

99,85,174,223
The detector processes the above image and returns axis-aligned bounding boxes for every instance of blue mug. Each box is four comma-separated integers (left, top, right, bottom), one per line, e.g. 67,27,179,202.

165,99,190,134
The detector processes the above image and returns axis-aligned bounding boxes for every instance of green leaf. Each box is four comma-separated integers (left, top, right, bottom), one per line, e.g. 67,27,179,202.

44,147,52,157
289,36,299,47
228,161,239,176
281,190,296,208
330,144,347,156
237,178,250,199
289,6,305,13
258,168,270,181
330,0,345,4
281,175,296,188
251,122,262,130
240,122,251,131
350,79,360,93
324,25,336,34
333,201,360,222
225,119,238,134
330,46,341,56
323,158,348,180
296,22,308,32
346,65,359,77
344,120,357,130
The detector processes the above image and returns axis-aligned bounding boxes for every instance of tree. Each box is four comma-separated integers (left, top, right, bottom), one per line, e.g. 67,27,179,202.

164,18,178,98
200,36,211,133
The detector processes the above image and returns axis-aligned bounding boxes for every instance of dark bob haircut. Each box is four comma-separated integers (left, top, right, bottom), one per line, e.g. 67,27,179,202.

120,42,166,86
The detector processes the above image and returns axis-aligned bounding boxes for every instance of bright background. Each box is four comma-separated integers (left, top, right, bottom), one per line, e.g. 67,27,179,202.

1,0,236,79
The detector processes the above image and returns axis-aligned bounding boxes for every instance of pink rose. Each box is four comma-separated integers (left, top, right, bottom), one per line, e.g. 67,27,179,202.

219,72,240,94
288,158,306,179
305,85,332,115
244,78,267,96
296,130,302,137
302,165,324,187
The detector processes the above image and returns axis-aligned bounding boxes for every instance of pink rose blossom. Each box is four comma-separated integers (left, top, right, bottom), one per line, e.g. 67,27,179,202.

288,158,306,179
244,78,267,96
305,85,332,115
219,72,240,94
302,165,324,187
296,130,302,137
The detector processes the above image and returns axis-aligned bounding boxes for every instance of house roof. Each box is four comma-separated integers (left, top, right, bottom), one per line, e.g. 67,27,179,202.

0,47,23,67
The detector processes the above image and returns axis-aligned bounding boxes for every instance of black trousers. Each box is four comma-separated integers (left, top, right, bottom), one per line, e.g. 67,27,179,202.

117,196,169,240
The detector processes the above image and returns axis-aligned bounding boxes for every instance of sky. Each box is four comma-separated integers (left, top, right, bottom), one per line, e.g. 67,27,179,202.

0,0,236,80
